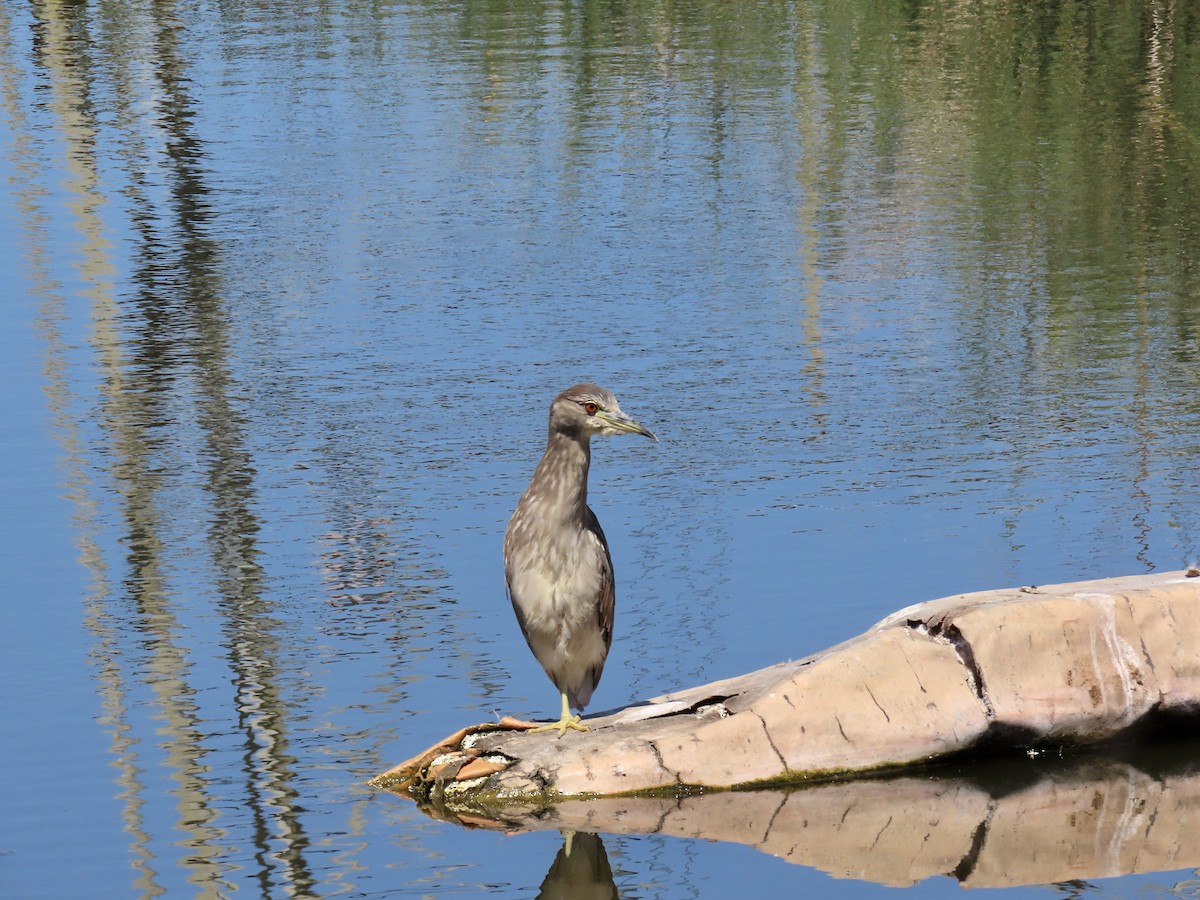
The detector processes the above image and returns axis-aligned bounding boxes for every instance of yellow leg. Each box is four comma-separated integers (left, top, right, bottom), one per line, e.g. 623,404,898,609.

527,690,590,738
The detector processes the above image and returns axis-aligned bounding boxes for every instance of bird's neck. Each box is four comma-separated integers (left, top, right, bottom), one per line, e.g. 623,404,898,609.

528,431,592,522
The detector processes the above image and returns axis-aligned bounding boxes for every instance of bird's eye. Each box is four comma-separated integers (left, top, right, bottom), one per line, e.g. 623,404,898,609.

583,402,598,416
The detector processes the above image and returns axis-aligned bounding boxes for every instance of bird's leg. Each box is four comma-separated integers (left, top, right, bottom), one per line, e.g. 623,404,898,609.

527,690,590,738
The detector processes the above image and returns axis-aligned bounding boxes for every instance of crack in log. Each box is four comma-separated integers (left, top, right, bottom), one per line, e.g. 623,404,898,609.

835,715,850,744
646,739,682,787
864,684,891,723
1139,636,1157,679
910,619,995,720
754,712,788,773
944,624,995,719
910,662,929,695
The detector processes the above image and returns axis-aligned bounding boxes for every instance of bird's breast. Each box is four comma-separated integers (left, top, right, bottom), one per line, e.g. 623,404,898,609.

504,522,610,632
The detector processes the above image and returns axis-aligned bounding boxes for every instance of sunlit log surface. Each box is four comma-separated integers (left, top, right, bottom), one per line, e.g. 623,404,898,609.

372,571,1200,812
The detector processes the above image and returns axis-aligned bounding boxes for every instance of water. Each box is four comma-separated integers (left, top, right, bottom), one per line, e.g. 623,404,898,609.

3,0,1200,895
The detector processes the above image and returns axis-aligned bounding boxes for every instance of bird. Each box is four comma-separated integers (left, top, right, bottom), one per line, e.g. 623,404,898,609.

504,384,657,737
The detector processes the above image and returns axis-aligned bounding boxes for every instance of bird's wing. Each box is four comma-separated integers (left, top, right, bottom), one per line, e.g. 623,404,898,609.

585,507,615,654
503,537,535,645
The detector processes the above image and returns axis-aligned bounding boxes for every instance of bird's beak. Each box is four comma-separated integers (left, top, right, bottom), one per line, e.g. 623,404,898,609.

597,410,658,442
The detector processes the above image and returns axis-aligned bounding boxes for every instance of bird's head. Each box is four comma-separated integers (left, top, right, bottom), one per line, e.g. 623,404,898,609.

549,384,658,442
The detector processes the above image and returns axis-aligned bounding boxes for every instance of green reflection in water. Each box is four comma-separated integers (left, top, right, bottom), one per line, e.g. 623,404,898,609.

13,0,318,894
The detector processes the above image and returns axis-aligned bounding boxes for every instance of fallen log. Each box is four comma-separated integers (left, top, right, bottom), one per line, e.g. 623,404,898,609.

371,570,1200,810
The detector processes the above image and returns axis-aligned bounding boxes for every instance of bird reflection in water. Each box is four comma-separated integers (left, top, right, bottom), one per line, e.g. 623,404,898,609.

536,831,619,900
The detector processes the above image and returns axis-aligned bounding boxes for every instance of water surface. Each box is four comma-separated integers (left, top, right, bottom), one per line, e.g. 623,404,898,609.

3,0,1199,895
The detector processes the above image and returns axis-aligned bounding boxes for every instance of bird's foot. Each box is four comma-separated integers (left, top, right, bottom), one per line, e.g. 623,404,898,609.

527,713,589,738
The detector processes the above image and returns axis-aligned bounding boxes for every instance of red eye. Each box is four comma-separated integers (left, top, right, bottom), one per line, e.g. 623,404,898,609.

583,402,598,416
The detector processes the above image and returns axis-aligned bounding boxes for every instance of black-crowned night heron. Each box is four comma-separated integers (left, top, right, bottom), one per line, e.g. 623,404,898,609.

504,384,657,737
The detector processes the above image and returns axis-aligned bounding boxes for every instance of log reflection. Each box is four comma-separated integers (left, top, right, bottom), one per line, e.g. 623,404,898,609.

441,749,1200,890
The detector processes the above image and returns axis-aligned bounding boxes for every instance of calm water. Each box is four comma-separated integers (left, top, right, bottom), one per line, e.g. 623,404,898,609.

3,0,1200,896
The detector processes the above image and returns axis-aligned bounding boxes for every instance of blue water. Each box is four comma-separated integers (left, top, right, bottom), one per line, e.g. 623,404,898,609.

3,0,1200,895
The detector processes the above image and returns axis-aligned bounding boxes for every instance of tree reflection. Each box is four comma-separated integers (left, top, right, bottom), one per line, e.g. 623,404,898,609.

21,0,316,892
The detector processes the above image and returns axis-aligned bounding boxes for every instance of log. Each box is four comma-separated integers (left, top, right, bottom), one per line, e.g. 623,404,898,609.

371,570,1200,811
